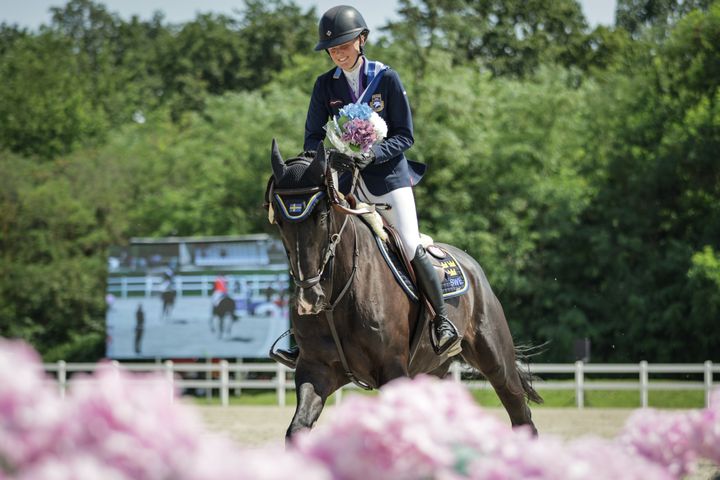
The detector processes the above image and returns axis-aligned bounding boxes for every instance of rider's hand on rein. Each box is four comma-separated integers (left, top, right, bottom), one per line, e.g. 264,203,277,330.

329,149,375,171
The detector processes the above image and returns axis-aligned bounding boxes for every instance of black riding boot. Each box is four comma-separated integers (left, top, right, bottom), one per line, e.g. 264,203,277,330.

411,245,461,355
270,333,299,369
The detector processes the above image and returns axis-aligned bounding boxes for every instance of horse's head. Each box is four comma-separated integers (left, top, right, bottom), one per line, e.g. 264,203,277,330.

267,139,336,315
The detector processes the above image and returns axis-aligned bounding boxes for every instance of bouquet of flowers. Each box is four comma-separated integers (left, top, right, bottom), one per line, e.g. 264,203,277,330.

325,103,388,154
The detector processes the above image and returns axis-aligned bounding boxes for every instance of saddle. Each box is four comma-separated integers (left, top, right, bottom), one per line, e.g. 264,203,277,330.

379,224,469,302
350,196,469,302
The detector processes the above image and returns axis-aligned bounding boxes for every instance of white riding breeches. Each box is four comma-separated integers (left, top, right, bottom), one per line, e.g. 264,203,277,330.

355,176,421,260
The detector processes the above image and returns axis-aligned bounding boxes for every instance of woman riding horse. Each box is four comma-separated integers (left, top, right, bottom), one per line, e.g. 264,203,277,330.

271,5,459,368
267,143,541,440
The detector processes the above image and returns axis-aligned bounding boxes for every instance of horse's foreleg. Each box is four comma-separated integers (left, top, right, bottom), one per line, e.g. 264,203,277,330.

286,364,338,444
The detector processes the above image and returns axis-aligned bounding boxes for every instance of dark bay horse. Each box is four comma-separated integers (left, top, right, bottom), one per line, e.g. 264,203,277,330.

209,296,238,339
266,140,542,441
161,289,176,321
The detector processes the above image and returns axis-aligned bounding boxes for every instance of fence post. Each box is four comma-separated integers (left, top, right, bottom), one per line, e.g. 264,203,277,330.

164,360,174,403
220,360,229,407
57,360,66,399
575,361,584,409
121,277,128,298
206,357,213,400
705,361,714,408
639,361,649,408
235,358,243,396
277,362,286,407
176,276,183,298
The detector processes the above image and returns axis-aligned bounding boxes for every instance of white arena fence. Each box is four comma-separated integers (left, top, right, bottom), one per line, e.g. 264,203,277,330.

106,272,287,299
42,360,718,409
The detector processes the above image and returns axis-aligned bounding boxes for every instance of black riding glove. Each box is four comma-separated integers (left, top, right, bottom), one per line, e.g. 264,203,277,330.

329,150,375,171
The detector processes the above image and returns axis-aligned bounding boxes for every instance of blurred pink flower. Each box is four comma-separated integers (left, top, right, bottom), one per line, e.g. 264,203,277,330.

691,389,720,465
0,339,65,470
620,409,697,477
1,338,719,480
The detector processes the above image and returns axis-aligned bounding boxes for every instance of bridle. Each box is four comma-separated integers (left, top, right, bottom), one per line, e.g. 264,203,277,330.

268,165,377,389
268,166,370,301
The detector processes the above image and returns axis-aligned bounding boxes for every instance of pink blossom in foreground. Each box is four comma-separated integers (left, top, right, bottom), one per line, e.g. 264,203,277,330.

619,388,720,478
0,340,64,469
693,389,720,464
0,339,328,479
1,337,719,480
619,408,697,477
15,454,132,480
294,375,676,480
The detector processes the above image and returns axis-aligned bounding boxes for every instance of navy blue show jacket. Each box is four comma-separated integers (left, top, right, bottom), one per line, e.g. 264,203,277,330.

303,59,426,196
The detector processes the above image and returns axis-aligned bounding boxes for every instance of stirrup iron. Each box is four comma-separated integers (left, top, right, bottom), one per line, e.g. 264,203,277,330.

269,329,297,369
430,317,462,356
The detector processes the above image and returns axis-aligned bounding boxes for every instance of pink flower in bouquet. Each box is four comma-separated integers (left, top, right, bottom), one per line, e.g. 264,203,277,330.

341,117,378,153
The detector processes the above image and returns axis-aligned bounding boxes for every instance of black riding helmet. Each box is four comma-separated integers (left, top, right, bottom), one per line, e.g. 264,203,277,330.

314,5,369,51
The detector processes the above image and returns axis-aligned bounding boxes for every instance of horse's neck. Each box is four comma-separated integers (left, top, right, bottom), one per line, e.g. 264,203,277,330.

331,212,380,274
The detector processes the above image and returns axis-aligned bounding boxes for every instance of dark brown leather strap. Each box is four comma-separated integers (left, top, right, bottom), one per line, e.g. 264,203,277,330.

322,219,374,390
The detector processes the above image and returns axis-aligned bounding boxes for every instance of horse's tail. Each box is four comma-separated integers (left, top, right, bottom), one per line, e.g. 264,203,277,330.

515,343,546,404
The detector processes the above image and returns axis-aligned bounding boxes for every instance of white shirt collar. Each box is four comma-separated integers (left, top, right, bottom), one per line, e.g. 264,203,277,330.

342,57,364,97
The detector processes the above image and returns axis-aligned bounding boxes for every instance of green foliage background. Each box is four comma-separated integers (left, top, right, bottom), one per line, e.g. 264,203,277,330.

0,0,718,362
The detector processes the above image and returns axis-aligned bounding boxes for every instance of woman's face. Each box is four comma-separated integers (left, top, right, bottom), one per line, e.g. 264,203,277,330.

328,36,363,70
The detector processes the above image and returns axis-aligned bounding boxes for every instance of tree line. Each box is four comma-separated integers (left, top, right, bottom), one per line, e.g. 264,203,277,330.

0,0,718,362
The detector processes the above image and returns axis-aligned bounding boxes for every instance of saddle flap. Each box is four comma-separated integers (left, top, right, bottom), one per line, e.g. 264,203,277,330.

365,221,468,302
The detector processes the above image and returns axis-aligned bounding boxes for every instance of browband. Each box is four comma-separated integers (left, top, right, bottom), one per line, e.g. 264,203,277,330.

273,190,326,222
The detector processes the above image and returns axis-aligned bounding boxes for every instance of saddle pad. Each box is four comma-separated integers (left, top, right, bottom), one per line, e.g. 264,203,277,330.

374,236,469,302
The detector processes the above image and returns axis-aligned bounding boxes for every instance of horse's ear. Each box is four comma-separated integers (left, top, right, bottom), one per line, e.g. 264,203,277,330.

306,141,327,183
271,138,286,180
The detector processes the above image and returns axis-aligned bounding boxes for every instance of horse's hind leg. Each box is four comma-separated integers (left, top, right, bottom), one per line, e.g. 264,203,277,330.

462,336,538,435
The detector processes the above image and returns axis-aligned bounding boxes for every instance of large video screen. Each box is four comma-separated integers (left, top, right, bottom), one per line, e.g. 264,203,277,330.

105,235,290,359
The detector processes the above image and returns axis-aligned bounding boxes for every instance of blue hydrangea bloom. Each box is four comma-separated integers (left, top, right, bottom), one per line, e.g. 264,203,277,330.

339,103,373,121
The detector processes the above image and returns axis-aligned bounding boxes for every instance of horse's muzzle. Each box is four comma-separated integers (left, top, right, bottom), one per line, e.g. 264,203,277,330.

296,284,326,315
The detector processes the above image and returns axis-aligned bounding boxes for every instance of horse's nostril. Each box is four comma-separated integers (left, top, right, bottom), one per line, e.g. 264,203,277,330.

296,284,325,315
